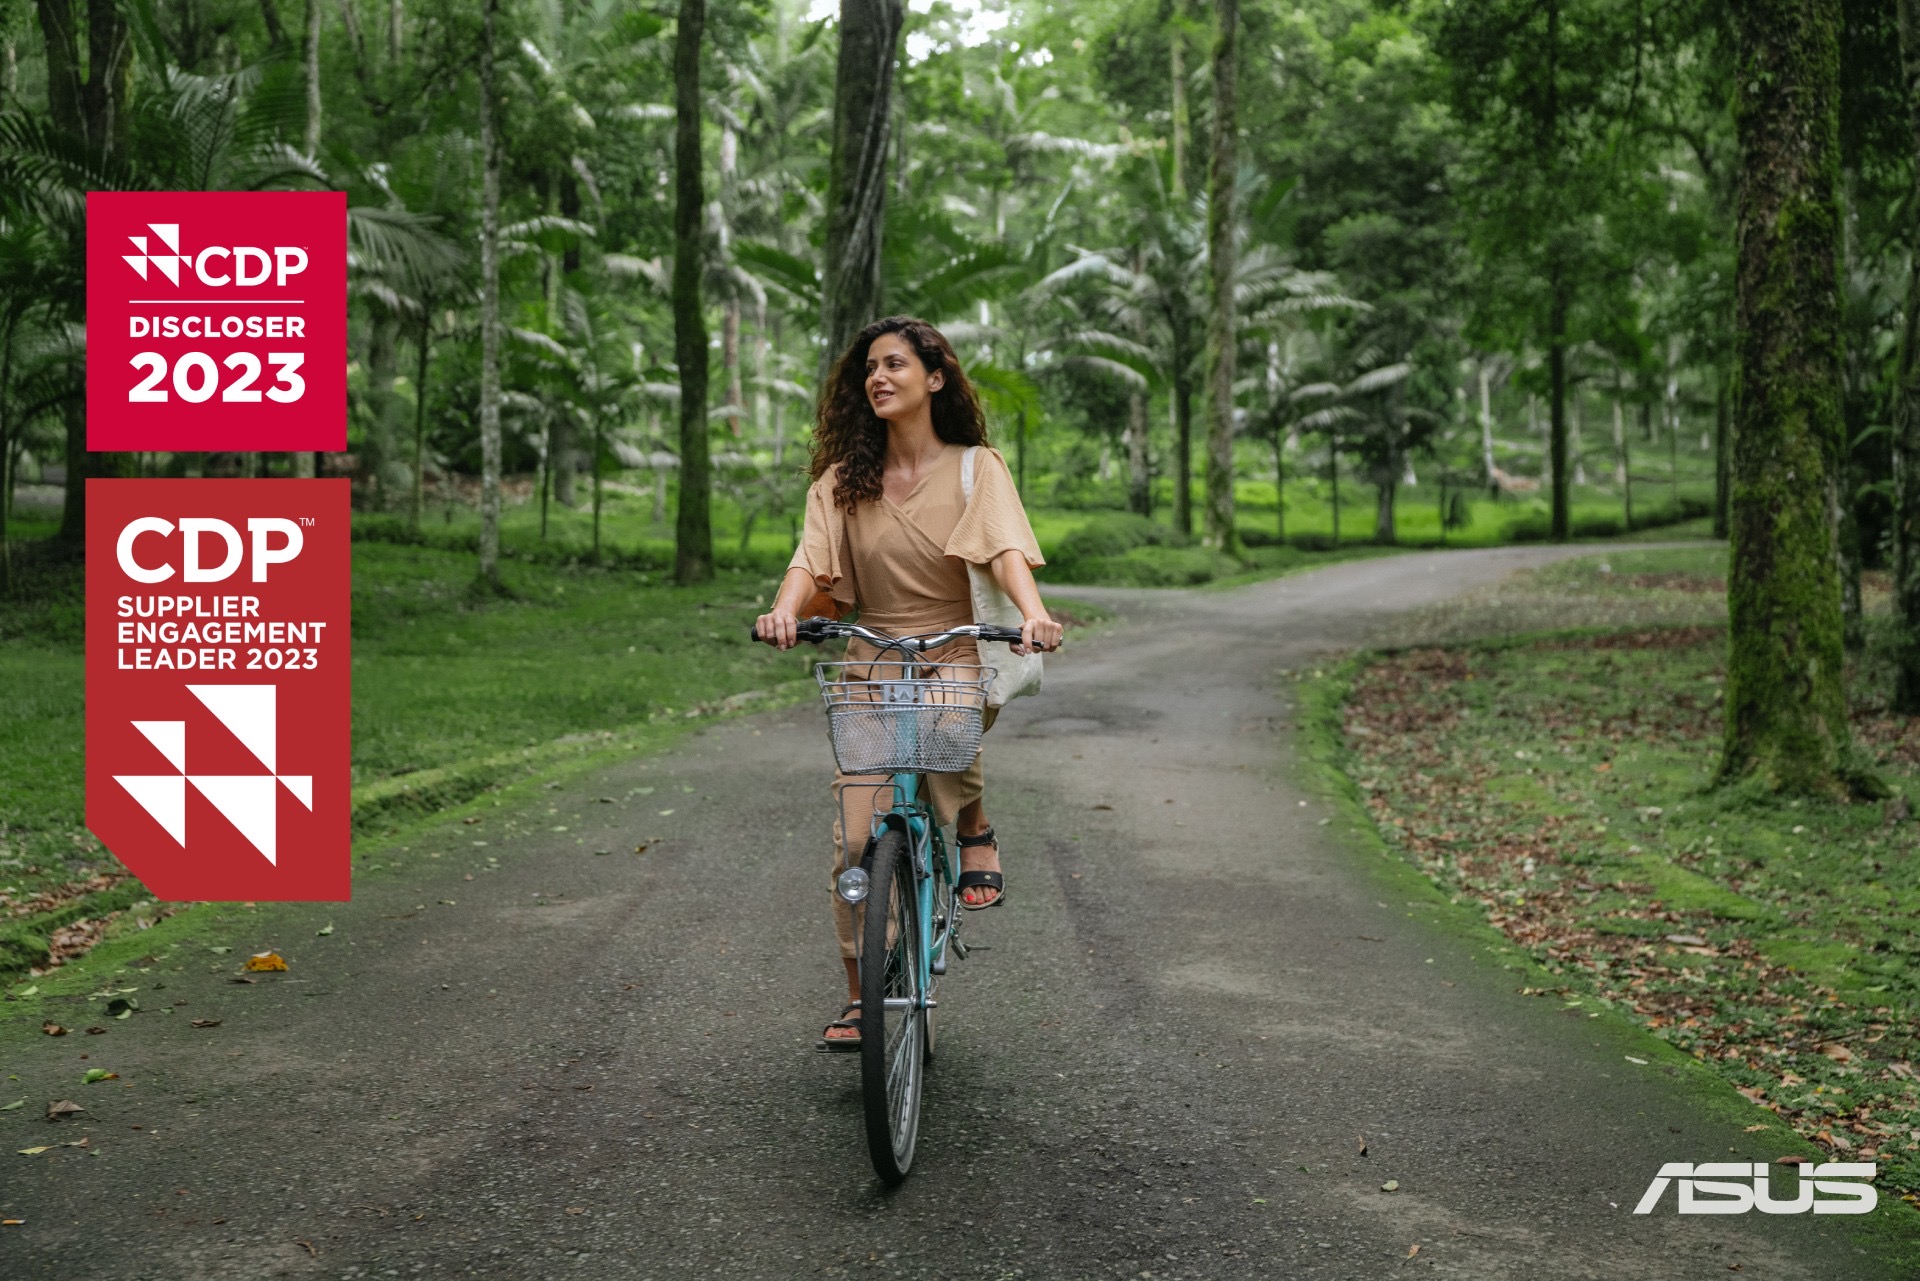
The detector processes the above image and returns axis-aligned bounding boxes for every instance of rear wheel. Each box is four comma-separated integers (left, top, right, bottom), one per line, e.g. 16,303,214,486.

860,827,925,1185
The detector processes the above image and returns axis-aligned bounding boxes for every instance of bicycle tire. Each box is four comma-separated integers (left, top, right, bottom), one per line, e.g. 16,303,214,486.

860,827,925,1185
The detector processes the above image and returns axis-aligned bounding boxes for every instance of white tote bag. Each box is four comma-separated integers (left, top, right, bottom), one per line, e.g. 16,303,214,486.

961,446,1043,707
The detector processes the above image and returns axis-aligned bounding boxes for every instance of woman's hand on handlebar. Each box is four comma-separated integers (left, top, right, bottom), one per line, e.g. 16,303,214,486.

753,608,802,650
1012,614,1064,656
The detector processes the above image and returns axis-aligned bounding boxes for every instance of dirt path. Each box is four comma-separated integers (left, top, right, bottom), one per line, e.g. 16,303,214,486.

4,544,1907,1278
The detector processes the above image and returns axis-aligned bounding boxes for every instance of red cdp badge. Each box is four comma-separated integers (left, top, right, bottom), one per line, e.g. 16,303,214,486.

86,191,346,452
86,480,351,901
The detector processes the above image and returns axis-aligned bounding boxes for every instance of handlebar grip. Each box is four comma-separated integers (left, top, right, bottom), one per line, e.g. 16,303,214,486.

976,625,1029,644
751,616,838,645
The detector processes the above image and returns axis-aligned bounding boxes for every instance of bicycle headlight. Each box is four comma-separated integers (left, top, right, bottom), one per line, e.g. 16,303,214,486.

836,866,870,904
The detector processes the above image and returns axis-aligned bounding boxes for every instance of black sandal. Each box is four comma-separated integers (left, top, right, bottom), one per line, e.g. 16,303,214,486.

818,1002,862,1053
955,827,1007,911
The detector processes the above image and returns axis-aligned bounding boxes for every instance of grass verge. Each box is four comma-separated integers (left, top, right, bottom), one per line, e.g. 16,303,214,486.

1302,548,1920,1255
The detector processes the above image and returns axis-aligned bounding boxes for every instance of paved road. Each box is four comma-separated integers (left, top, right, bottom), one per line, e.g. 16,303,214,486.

5,546,1908,1279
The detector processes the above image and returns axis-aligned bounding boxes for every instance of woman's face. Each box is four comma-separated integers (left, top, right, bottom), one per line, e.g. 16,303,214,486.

864,332,944,423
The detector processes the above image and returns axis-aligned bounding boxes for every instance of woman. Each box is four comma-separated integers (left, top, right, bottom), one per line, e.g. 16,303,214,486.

755,316,1063,1050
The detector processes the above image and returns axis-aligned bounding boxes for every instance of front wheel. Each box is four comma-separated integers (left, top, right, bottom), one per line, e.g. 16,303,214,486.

860,827,925,1185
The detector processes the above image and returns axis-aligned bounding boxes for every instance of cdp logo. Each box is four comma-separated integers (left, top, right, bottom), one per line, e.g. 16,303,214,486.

86,190,345,452
115,516,305,584
121,222,309,288
1633,1162,1878,1215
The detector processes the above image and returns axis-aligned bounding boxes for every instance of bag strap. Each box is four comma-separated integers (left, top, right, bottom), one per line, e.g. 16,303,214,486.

961,445,978,502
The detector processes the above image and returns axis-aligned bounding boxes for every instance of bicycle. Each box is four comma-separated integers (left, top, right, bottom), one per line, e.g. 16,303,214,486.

750,615,1033,1185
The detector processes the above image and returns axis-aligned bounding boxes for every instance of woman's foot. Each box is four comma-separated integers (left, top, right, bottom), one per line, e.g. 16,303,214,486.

957,826,1003,908
821,1001,862,1050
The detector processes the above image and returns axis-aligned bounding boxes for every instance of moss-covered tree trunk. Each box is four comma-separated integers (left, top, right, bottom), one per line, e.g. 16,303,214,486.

1891,0,1920,710
1719,0,1854,794
818,0,903,382
671,0,712,585
1202,0,1239,556
475,0,503,590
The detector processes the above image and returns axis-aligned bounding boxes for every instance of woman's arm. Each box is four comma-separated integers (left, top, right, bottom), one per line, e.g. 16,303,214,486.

989,549,1064,654
754,566,824,650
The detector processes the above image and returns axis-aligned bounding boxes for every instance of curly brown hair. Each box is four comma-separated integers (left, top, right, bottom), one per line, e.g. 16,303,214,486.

810,316,990,510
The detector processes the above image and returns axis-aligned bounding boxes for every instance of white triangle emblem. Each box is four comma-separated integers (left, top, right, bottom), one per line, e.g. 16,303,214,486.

116,775,187,846
187,684,277,772
132,720,187,773
189,775,279,865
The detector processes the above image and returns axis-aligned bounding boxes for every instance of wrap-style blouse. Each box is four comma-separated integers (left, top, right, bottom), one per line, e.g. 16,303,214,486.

788,443,1044,636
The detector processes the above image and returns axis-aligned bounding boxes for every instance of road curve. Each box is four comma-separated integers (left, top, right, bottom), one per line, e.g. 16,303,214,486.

4,545,1904,1279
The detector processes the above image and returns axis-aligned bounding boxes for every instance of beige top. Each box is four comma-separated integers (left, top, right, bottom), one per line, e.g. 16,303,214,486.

788,443,1045,634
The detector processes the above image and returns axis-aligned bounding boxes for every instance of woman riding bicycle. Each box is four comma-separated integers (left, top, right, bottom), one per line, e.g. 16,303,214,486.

754,316,1062,1049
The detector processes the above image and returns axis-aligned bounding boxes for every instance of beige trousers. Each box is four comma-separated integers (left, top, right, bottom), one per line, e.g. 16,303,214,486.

828,705,999,959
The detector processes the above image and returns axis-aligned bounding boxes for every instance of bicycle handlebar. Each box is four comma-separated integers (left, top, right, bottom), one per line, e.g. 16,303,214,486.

749,616,1044,652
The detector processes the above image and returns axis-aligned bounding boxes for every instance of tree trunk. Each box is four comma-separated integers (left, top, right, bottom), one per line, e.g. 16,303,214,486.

1274,427,1286,540
720,125,744,438
1375,477,1396,545
1892,0,1920,708
1721,0,1857,794
673,0,712,585
1479,363,1496,491
1202,0,1239,555
1548,288,1570,540
1169,0,1188,200
411,304,432,526
769,311,786,468
1713,369,1730,539
1570,389,1586,486
1613,397,1634,527
1329,432,1341,544
1172,366,1193,536
1126,391,1152,517
476,0,503,589
304,0,322,154
818,0,904,383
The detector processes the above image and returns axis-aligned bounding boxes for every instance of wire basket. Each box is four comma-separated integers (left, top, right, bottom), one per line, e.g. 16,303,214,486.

813,661,995,774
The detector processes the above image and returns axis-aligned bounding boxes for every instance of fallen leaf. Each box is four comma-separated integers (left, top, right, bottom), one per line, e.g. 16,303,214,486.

41,1022,66,1037
1092,803,1113,810
1775,1155,1808,1165
1381,1180,1399,1192
85,1026,107,1035
1407,1244,1421,1259
565,1207,585,1215
1663,934,1706,947
16,1147,50,1156
1624,1055,1648,1066
316,924,334,937
1743,1124,1770,1133
1817,1043,1854,1064
228,977,254,985
189,1019,221,1029
46,1101,82,1120
1358,1133,1368,1157
633,844,649,855
0,1100,22,1112
106,997,137,1019
244,951,287,972
297,1240,317,1258
208,947,231,955
82,1069,118,1084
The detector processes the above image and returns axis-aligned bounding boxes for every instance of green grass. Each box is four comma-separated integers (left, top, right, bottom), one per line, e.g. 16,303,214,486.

1332,554,1920,1209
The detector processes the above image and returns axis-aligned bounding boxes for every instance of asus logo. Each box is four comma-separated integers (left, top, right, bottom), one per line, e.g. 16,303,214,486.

122,223,308,288
1633,1161,1878,1215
